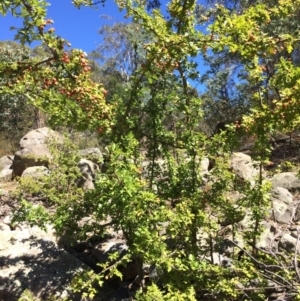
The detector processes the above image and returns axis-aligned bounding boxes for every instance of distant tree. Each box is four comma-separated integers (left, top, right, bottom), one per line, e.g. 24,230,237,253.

95,22,147,81
89,21,149,102
200,49,252,133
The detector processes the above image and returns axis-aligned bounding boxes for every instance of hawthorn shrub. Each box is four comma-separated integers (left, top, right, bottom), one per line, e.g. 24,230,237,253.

5,0,300,300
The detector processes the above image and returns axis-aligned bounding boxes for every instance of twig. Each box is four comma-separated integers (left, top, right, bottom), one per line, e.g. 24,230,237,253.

232,284,299,291
294,228,300,282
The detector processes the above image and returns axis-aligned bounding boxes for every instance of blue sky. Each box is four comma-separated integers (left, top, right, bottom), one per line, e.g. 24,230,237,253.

0,0,128,52
0,1,207,92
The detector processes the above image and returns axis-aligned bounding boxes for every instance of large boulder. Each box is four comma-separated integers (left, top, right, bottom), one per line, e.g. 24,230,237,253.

21,166,50,180
270,172,300,191
78,147,103,164
230,152,260,183
12,127,63,178
278,233,300,253
256,222,275,249
270,187,294,224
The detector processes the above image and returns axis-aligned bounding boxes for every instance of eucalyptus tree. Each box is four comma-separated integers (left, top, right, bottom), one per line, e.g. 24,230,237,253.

88,21,150,107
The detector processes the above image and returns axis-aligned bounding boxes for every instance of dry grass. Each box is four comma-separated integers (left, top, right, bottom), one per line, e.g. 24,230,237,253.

0,181,19,192
0,135,22,157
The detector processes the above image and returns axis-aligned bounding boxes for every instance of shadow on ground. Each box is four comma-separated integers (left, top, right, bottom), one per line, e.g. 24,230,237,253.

0,234,90,301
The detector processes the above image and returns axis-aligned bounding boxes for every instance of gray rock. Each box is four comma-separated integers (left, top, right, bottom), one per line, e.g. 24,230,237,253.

290,228,300,239
238,210,254,230
77,158,100,190
13,148,49,178
79,147,103,164
2,214,13,226
22,166,50,179
270,187,294,224
92,240,128,263
199,157,210,174
278,233,300,252
90,239,135,280
271,199,293,224
184,156,210,175
19,127,63,150
0,167,13,183
142,159,166,178
270,172,300,191
238,219,275,249
205,252,224,265
256,222,275,249
294,204,300,222
0,188,9,196
0,186,10,202
2,214,22,230
0,155,13,171
12,127,63,178
271,187,294,204
230,152,260,182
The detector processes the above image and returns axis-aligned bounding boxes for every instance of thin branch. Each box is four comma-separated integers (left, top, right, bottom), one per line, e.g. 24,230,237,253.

294,229,300,282
233,284,299,291
227,239,295,288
